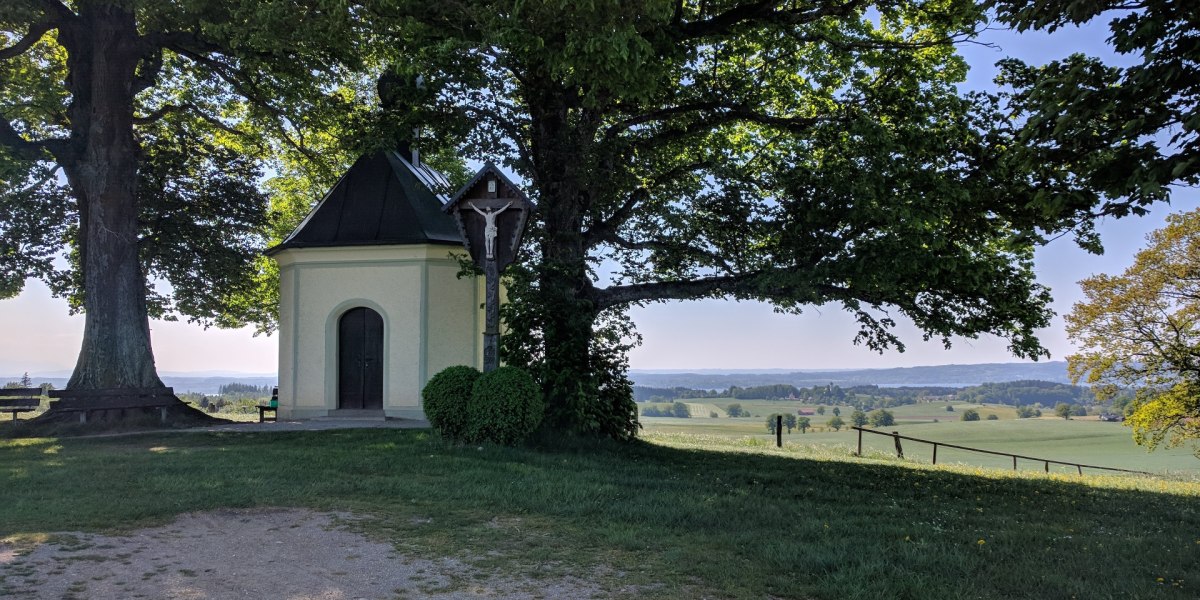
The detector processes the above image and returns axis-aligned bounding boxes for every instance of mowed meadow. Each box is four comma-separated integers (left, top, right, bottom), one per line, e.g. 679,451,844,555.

639,399,1200,475
1,426,1199,600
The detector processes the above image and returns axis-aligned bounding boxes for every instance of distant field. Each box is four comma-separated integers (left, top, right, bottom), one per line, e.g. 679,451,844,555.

657,399,1017,427
640,408,1200,475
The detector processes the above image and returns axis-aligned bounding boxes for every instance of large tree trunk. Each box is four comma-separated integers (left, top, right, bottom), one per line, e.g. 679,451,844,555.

538,222,598,429
527,90,601,429
57,5,164,391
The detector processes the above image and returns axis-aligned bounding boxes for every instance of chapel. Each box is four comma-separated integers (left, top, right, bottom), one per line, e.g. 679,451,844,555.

267,148,484,419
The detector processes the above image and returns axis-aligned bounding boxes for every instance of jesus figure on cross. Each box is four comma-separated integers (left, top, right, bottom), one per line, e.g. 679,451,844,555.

469,201,513,261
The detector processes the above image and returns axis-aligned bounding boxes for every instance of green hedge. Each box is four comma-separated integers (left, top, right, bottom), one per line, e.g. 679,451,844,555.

421,365,481,440
465,366,543,446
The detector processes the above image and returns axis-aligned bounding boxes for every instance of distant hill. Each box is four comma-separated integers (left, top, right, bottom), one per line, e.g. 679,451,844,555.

628,362,1070,389
8,362,1070,395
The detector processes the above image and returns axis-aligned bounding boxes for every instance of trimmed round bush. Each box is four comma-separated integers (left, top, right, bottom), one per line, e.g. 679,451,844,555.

465,366,543,446
422,365,481,440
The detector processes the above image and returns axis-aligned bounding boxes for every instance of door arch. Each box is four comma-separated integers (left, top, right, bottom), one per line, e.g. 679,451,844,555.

338,307,383,410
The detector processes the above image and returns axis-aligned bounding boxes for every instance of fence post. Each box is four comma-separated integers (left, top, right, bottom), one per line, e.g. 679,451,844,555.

856,427,863,457
1044,461,1049,473
932,443,938,465
1012,456,1017,470
1077,465,1082,475
892,431,903,459
776,415,782,448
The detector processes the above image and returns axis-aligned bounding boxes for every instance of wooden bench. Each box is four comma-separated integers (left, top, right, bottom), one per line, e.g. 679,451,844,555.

257,387,280,423
256,405,278,423
49,388,177,424
0,387,42,419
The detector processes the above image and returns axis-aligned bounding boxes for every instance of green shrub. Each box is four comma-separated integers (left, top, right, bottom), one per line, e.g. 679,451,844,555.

422,365,481,440
868,409,895,427
986,414,999,420
466,366,543,445
961,408,981,421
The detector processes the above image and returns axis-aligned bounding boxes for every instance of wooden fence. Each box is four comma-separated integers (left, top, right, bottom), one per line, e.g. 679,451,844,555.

850,426,1153,476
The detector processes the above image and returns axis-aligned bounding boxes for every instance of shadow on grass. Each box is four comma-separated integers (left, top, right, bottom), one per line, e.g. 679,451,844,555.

0,404,231,439
1,429,1196,600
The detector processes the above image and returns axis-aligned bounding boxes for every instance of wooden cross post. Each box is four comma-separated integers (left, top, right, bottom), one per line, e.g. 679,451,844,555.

483,258,500,372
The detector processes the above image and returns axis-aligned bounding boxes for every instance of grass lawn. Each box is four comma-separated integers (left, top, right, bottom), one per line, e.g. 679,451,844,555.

1,428,1198,599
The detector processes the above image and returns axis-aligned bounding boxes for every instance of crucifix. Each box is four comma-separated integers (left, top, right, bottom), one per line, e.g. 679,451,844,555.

446,165,533,372
469,201,513,260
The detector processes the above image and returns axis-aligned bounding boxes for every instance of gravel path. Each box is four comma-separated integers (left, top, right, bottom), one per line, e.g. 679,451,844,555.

0,509,606,599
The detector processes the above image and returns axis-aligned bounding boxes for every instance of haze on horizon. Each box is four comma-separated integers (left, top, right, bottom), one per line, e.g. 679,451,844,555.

2,19,1196,378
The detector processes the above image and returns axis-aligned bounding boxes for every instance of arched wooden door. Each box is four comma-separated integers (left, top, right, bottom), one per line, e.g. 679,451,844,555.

338,307,383,410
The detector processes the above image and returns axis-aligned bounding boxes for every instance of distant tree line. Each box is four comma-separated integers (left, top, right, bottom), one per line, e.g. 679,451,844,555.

730,384,802,399
641,402,692,418
644,383,961,412
634,383,959,407
954,380,1093,406
633,379,1135,416
633,386,725,402
218,383,273,396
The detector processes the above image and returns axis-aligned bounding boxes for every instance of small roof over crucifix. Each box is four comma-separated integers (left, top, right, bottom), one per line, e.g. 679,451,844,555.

444,163,534,270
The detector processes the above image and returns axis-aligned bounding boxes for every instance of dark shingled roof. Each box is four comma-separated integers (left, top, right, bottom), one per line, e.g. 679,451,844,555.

267,150,462,255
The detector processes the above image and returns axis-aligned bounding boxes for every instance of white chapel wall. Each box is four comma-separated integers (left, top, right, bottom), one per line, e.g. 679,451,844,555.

275,244,482,419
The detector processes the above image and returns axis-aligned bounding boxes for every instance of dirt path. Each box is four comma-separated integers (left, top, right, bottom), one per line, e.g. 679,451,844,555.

0,509,605,599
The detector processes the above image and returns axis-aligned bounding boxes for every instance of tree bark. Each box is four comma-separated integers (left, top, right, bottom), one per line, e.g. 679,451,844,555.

527,84,600,428
56,5,165,391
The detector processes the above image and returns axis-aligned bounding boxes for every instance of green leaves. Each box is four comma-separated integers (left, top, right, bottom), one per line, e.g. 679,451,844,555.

362,1,1116,435
136,112,272,329
0,155,71,299
1067,209,1200,455
992,0,1200,229
1,0,377,332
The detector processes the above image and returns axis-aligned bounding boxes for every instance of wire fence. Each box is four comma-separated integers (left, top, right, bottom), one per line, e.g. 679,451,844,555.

849,426,1154,476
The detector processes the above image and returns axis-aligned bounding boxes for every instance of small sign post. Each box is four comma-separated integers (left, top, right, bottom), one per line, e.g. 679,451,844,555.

444,164,533,372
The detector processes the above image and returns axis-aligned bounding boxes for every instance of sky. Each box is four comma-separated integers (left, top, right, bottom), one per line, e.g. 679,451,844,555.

2,13,1195,377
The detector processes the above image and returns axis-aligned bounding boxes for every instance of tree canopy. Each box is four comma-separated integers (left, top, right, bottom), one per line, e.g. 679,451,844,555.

1067,210,1200,455
3,1,1188,434
991,0,1199,250
0,0,366,392
365,0,1171,438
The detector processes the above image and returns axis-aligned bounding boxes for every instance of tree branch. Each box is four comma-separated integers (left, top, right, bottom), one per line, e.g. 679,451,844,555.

599,229,737,274
167,45,324,169
592,272,763,309
616,105,827,154
3,163,59,197
591,265,882,312
36,0,75,23
131,46,164,95
146,30,226,58
584,188,647,247
462,103,534,173
783,28,982,53
133,103,254,140
0,20,54,61
0,113,67,160
604,101,728,140
676,0,871,40
582,155,713,248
